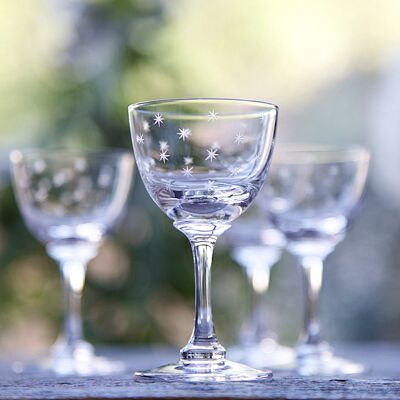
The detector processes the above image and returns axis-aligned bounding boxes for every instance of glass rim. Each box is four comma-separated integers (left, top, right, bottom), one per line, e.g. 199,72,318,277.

272,144,370,164
9,147,133,164
128,97,279,119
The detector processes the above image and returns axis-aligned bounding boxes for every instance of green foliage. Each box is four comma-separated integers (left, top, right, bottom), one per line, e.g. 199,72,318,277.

0,0,241,349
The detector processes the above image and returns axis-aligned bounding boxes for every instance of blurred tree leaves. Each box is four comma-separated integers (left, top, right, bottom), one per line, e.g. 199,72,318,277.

0,0,197,351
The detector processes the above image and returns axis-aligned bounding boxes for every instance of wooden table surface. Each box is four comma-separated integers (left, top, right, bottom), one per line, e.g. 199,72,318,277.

1,343,400,399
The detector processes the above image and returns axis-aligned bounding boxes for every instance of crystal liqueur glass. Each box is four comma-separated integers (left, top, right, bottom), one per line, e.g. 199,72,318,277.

10,149,134,375
129,98,278,382
224,216,295,369
260,145,370,375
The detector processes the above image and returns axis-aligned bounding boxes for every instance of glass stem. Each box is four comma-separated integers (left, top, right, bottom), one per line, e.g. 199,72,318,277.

59,260,87,347
299,255,323,345
180,239,226,367
192,241,214,339
246,267,270,344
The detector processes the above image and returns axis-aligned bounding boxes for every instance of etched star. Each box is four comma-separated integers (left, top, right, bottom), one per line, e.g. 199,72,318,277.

206,180,215,192
177,128,192,141
229,166,241,176
164,180,173,191
208,110,219,122
205,148,219,162
184,156,193,165
143,120,150,132
153,113,164,126
234,132,245,144
136,134,145,144
182,166,193,177
159,150,170,163
159,141,169,151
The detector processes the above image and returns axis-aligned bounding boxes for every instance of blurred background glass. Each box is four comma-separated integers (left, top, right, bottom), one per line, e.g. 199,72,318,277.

1,0,400,358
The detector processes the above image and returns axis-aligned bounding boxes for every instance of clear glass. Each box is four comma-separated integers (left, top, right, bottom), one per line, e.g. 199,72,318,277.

223,214,295,369
9,149,134,375
259,145,370,375
129,97,278,382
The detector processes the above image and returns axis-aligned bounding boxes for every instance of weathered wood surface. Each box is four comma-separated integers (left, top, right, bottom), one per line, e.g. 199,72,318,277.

0,343,400,400
1,375,400,400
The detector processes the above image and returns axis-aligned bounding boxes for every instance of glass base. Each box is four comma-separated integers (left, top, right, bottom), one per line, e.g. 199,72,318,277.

12,355,126,376
12,340,126,376
135,359,272,382
229,339,295,369
47,355,125,376
296,342,365,376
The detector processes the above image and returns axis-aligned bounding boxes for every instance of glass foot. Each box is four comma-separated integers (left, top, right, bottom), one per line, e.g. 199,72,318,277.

12,355,126,376
48,354,125,376
296,342,365,376
229,339,295,369
12,340,126,376
135,360,272,382
49,338,126,375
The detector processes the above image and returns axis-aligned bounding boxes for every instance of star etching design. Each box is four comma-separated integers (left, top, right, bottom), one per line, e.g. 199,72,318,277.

159,141,169,151
234,131,245,145
206,180,215,192
184,156,193,165
229,166,241,176
182,166,193,177
159,150,170,163
164,180,173,191
208,110,219,122
176,128,192,141
205,147,219,162
143,120,150,132
136,134,145,144
153,113,164,126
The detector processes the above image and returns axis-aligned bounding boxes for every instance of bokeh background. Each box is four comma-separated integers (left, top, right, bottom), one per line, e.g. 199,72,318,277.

1,0,400,357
